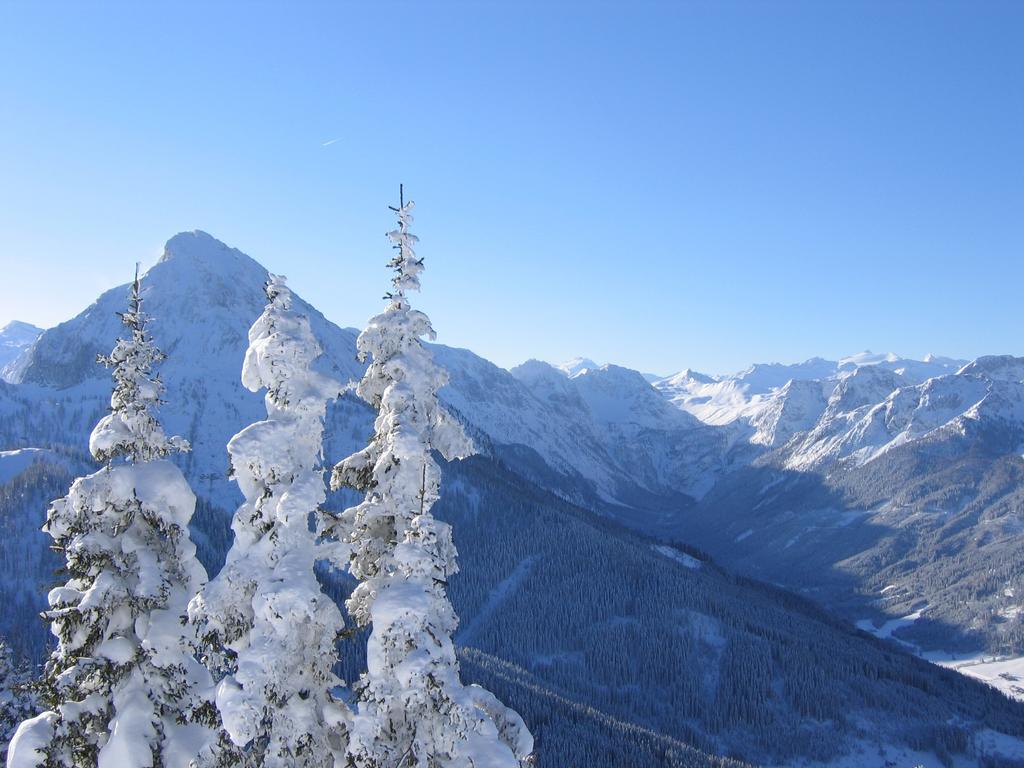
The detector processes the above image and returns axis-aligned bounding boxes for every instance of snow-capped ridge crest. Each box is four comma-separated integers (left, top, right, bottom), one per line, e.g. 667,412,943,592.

555,357,599,378
507,359,565,386
955,355,1024,383
156,230,257,273
771,352,1024,472
0,320,43,338
571,363,699,428
574,362,653,386
662,368,717,386
826,364,904,411
733,357,838,394
838,350,901,368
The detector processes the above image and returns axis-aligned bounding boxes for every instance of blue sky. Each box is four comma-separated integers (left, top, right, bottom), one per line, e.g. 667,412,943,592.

1,2,1021,376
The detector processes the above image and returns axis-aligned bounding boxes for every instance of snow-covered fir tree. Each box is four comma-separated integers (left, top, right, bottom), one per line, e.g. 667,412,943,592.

188,275,349,767
6,268,215,768
328,189,534,768
1,642,37,764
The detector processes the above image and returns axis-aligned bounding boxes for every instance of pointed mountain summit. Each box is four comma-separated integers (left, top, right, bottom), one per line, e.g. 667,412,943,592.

956,354,1024,382
0,321,43,379
16,231,360,390
158,229,247,266
667,368,717,386
10,231,364,514
0,320,43,344
555,356,599,378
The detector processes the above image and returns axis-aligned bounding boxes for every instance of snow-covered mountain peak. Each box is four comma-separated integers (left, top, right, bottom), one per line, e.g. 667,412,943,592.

15,232,279,391
146,232,268,318
733,357,838,394
654,350,970,436
775,355,1024,472
838,350,901,368
577,362,641,381
572,364,694,428
10,231,363,507
0,320,43,341
507,359,585,409
661,368,717,387
955,355,1024,383
506,356,723,498
506,360,580,402
0,321,43,382
516,358,696,431
0,321,42,352
826,364,905,413
833,351,965,384
555,356,599,378
509,358,561,383
158,230,247,267
748,378,830,447
922,353,963,366
14,230,360,392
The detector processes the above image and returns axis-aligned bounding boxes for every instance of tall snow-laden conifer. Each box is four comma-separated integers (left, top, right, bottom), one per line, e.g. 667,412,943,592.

188,275,349,767
7,267,215,768
329,189,533,768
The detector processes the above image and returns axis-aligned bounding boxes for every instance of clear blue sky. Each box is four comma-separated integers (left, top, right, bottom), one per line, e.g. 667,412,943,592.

1,2,1021,376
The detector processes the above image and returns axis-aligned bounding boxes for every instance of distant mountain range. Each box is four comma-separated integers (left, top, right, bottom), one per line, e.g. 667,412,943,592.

648,351,1024,663
3,231,1024,766
521,348,1024,659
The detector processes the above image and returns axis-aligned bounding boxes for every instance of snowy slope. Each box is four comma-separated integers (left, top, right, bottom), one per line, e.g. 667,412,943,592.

0,448,70,485
653,369,762,426
572,364,696,430
506,359,732,501
436,458,1024,768
0,322,43,381
568,364,731,498
436,348,622,496
652,357,841,427
747,379,831,448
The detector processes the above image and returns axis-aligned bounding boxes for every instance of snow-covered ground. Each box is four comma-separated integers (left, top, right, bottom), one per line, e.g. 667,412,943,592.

858,609,1024,702
651,545,702,569
934,655,1024,702
0,448,65,484
855,610,925,648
